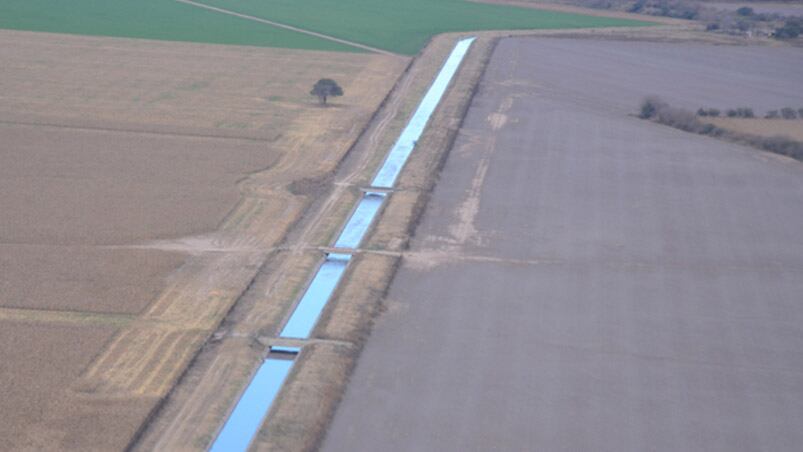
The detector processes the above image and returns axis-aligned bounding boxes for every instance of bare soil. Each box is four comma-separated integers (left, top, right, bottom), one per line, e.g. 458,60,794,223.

323,37,803,451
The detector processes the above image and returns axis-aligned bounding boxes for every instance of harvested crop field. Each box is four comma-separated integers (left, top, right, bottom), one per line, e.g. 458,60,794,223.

705,117,803,142
0,29,406,450
323,38,803,451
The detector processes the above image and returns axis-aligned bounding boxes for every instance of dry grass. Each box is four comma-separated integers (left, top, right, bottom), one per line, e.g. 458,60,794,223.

314,253,401,345
253,343,356,452
706,117,803,141
133,250,326,451
0,28,406,450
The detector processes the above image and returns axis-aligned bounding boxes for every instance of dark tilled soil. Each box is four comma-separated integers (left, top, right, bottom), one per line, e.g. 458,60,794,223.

323,38,803,452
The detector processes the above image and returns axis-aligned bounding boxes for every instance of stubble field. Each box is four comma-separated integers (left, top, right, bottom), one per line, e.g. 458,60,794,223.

0,29,405,450
706,117,803,141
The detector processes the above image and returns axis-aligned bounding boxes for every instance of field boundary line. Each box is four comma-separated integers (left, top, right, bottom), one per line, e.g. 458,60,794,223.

0,307,136,326
173,0,398,56
0,119,270,142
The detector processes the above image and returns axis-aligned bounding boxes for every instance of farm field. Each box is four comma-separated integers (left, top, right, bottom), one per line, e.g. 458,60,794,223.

0,29,405,450
199,0,651,54
323,38,803,451
706,117,803,142
0,0,650,54
0,0,357,51
3,0,801,449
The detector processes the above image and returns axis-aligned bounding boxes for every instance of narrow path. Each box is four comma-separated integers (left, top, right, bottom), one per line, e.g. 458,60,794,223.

174,0,398,56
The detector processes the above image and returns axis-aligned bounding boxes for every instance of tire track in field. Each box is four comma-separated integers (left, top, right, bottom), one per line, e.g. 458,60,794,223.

174,0,398,56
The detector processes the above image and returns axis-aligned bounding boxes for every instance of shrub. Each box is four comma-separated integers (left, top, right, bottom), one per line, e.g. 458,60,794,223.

798,108,803,118
638,98,803,161
656,106,701,132
736,6,753,17
775,18,802,39
766,110,780,119
700,123,718,135
639,96,666,119
752,135,803,159
781,107,798,119
697,108,721,117
728,107,754,118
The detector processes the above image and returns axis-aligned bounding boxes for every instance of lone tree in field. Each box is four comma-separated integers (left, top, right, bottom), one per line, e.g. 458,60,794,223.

310,78,343,105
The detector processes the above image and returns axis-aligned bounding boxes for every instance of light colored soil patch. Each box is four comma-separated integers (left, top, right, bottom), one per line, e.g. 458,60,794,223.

706,117,803,141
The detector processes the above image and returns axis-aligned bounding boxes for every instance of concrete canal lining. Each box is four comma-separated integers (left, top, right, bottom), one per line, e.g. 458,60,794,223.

279,253,351,340
210,356,295,452
371,37,475,189
334,192,387,249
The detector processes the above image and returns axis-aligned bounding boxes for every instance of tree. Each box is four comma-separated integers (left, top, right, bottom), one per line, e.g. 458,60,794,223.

774,18,802,39
736,6,753,17
310,78,343,105
781,107,797,119
639,96,666,119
